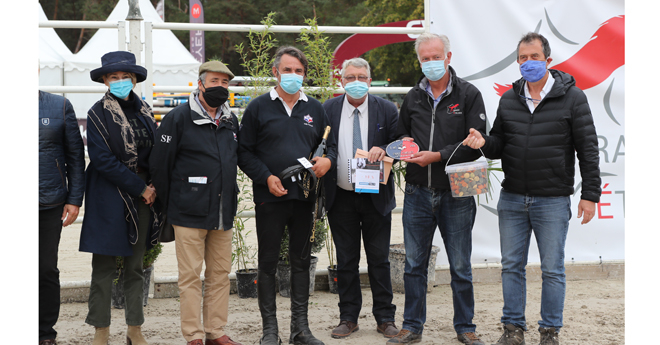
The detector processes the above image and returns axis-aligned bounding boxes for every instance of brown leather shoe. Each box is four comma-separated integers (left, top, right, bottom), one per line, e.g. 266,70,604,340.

39,340,57,345
331,320,359,339
377,321,399,338
187,340,204,345
205,335,243,345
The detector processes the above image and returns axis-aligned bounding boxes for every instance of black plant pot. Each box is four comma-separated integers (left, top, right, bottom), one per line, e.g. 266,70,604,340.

235,268,258,298
111,265,154,309
327,265,338,294
276,260,291,298
276,256,319,298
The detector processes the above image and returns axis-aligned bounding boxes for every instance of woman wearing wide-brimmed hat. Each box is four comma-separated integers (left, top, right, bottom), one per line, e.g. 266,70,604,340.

79,51,162,345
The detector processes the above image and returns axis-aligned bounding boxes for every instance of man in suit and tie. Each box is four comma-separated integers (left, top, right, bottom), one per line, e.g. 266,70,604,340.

323,57,400,340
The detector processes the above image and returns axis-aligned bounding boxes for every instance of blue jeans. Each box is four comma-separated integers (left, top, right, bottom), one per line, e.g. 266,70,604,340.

497,190,571,331
401,183,477,335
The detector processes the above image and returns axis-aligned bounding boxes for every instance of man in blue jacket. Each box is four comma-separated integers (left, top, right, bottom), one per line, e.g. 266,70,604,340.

238,46,337,345
389,32,487,345
150,61,242,345
323,57,399,340
463,32,601,345
39,90,85,345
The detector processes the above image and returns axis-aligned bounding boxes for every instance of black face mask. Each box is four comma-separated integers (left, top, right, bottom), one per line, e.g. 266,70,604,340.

201,84,229,108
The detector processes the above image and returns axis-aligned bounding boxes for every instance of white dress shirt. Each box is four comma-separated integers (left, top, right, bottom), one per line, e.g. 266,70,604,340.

524,72,555,113
337,95,369,191
269,87,308,116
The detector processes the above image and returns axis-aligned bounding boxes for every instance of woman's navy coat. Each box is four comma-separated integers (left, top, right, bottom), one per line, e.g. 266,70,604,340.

79,94,158,256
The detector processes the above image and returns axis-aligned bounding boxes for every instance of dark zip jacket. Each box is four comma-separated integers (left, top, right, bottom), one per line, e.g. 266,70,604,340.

39,91,85,210
149,90,239,231
481,69,601,202
395,66,488,190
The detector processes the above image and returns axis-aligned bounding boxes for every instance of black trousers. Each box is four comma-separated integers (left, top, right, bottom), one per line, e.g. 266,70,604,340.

255,199,315,274
39,204,64,341
327,188,396,325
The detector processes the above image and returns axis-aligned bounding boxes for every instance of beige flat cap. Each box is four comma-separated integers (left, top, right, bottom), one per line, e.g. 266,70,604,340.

199,60,235,80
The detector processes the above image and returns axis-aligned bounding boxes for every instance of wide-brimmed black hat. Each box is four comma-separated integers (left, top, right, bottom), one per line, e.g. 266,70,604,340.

90,51,148,83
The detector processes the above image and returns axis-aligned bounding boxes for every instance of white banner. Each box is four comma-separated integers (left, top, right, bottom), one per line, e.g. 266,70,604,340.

429,0,625,264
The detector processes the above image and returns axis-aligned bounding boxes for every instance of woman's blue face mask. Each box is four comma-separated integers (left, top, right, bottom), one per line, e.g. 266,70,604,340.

109,78,133,99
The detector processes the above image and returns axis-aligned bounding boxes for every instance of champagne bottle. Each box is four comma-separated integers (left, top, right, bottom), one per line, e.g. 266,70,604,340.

312,126,331,158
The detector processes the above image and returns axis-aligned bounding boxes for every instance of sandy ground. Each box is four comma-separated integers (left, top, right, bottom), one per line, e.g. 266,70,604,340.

54,187,624,344
53,279,624,345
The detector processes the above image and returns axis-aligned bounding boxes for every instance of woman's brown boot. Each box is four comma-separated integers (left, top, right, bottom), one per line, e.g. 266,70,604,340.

92,327,110,345
126,325,148,345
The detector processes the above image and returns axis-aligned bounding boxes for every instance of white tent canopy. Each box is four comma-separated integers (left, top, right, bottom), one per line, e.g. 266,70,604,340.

63,0,201,118
39,4,73,88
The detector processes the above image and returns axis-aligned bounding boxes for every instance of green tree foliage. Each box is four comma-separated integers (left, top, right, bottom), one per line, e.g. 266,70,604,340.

37,0,432,87
39,0,119,53
235,12,279,100
168,0,368,77
298,17,338,103
358,0,424,86
39,0,368,77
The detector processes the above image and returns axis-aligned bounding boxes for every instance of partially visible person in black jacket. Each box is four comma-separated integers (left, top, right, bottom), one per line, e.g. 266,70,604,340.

39,86,85,345
463,32,601,345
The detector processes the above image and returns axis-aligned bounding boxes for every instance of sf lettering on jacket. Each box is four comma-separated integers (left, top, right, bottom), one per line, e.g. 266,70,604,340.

149,93,239,232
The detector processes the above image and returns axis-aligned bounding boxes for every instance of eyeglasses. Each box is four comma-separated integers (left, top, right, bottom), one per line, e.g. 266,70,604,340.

343,75,369,82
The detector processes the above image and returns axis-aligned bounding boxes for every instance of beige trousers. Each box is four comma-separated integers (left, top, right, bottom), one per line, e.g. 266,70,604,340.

174,225,233,342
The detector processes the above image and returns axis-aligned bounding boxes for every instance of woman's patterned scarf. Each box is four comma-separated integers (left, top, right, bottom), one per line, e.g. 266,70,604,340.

87,91,162,247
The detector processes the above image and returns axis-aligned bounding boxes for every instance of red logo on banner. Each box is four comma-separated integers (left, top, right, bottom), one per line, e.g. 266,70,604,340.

191,4,201,19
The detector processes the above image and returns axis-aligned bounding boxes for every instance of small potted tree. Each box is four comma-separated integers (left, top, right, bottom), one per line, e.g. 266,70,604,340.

233,169,258,298
326,220,338,294
276,218,327,297
112,242,163,308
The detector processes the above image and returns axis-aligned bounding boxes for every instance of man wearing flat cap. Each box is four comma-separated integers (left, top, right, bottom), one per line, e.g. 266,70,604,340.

150,60,242,345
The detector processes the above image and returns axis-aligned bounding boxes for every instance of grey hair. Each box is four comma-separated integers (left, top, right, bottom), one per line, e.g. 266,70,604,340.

341,58,371,78
198,71,208,86
414,32,451,60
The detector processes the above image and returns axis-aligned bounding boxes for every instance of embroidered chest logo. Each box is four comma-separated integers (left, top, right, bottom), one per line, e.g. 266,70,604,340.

447,104,462,115
42,118,50,126
303,114,314,127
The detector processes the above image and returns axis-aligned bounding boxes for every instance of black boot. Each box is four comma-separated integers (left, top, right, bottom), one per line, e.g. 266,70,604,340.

288,256,324,345
258,269,281,345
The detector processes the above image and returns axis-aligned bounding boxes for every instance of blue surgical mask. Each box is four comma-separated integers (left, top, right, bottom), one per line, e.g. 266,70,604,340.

421,60,446,81
279,73,304,95
520,60,547,83
109,78,133,99
344,80,369,99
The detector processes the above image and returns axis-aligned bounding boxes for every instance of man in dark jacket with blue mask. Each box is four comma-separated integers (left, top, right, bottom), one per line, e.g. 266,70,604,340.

389,32,487,345
39,87,85,344
463,32,601,345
